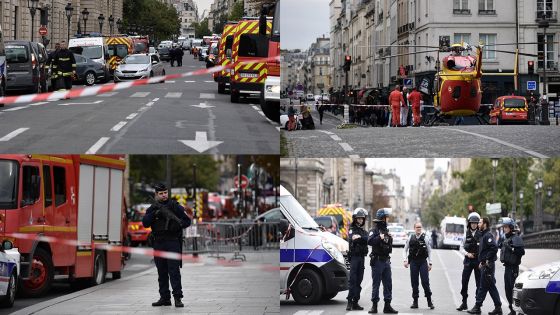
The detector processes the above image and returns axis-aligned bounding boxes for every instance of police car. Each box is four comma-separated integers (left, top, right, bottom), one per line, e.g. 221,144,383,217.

513,260,560,315
279,185,349,305
0,240,20,308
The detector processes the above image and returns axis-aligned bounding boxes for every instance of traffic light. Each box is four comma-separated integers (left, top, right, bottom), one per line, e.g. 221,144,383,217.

343,55,352,72
528,60,534,75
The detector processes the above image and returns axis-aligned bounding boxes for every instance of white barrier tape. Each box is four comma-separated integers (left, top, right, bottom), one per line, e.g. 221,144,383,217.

0,56,279,106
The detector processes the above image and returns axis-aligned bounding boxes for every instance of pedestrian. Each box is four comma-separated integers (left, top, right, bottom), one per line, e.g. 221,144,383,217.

47,42,61,91
401,86,410,127
498,218,525,315
467,217,502,315
457,212,482,311
407,87,422,126
367,208,398,314
142,183,192,308
51,41,76,92
170,45,177,67
316,101,325,125
176,47,184,67
467,204,476,214
389,85,404,127
346,208,369,311
431,229,437,249
403,222,434,310
287,105,297,131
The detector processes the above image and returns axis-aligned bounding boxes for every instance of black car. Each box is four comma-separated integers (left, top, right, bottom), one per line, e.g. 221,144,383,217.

4,40,46,94
158,47,171,62
73,54,106,86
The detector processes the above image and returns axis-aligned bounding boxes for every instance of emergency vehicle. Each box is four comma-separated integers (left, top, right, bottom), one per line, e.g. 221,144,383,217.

279,186,349,304
214,22,237,94
0,240,19,307
260,1,281,123
317,204,352,240
0,155,127,297
127,204,151,247
489,95,529,125
106,36,133,74
229,18,272,103
69,37,111,81
439,216,466,249
130,35,150,54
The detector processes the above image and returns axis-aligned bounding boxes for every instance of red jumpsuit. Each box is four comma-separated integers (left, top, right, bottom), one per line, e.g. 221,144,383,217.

389,90,404,127
407,90,422,126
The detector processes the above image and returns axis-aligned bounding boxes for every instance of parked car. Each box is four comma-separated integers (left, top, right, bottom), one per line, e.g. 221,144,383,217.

388,224,408,247
198,47,209,61
31,42,50,92
314,215,339,236
0,240,20,308
157,46,171,62
513,260,560,315
73,53,106,86
113,53,165,83
4,40,44,94
0,25,6,107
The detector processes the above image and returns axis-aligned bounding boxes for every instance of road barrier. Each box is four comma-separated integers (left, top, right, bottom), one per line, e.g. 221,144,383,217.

522,229,560,249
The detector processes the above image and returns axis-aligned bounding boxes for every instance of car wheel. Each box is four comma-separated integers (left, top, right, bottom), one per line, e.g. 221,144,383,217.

90,252,106,286
20,247,54,298
291,268,323,304
231,90,240,103
218,82,225,94
160,70,166,84
0,270,16,307
85,71,96,86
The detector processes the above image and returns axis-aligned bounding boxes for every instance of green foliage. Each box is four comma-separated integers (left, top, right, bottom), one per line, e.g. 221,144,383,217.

229,1,245,21
123,0,181,40
192,19,211,37
213,14,228,34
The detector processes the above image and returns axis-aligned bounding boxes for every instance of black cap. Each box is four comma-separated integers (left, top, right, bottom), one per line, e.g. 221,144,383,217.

154,183,168,192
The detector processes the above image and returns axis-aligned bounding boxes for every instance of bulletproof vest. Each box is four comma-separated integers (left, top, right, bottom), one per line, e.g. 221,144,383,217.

464,228,480,254
500,234,522,266
371,227,392,258
409,233,428,261
349,224,369,257
150,201,182,240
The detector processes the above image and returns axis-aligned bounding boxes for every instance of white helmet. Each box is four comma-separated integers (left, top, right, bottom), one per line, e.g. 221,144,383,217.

467,212,481,223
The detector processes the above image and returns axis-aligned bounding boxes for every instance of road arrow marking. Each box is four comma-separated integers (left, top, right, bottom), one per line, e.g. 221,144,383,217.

191,102,215,109
178,131,222,153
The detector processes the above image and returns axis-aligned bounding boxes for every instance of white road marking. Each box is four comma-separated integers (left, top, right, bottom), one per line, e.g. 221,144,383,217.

130,92,151,98
152,98,160,102
179,131,222,153
204,80,214,83
293,311,324,315
165,92,182,98
86,137,110,154
0,128,29,141
110,121,127,131
433,127,549,158
58,100,103,106
318,130,335,135
3,106,30,111
349,155,360,158
435,249,460,306
97,92,118,97
145,102,154,107
339,142,353,151
276,127,281,132
184,80,196,83
165,81,176,83
200,93,215,99
126,113,138,120
191,102,215,109
29,101,50,106
330,135,342,141
252,105,260,111
138,106,149,112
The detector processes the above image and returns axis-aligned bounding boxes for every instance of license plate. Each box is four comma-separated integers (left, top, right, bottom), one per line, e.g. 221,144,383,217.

240,73,258,78
506,112,515,116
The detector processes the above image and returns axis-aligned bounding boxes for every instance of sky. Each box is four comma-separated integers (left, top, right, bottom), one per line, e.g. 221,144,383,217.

365,159,450,196
282,0,330,50
196,0,212,19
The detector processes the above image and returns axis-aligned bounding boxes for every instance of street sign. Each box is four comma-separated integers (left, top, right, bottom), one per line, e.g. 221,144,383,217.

404,78,413,88
527,81,537,91
486,202,502,215
39,26,48,36
234,175,249,189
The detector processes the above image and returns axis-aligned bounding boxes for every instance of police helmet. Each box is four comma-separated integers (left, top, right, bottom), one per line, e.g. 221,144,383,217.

352,208,367,220
499,217,515,229
375,208,391,220
467,212,480,223
154,183,168,192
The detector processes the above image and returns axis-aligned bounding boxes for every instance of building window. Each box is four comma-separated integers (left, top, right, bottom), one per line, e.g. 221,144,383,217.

453,0,470,14
479,34,496,60
478,0,495,14
537,0,554,19
538,34,555,69
454,33,471,45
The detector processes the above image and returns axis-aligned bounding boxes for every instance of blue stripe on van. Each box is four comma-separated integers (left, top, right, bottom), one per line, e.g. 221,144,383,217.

280,249,332,263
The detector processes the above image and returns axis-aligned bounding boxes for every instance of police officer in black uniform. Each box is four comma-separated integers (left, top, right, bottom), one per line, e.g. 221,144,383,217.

346,208,369,311
142,183,191,308
403,222,434,310
498,217,525,315
457,212,482,311
51,41,76,91
467,217,502,315
367,208,398,314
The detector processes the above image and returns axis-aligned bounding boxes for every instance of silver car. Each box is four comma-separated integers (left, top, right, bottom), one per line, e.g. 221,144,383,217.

113,53,165,83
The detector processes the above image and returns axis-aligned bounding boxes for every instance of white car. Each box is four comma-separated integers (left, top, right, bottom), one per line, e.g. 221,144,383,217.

388,225,408,247
114,53,166,83
0,241,20,308
513,260,560,314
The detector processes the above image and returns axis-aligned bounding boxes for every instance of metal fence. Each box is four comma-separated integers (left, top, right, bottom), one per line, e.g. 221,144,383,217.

182,222,280,260
522,229,560,249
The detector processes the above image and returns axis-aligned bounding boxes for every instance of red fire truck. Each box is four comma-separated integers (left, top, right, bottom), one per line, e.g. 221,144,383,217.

260,1,280,123
0,155,127,297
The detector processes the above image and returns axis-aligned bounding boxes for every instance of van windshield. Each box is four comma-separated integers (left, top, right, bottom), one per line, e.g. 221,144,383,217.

280,195,319,229
504,98,526,109
70,45,102,60
238,34,269,57
5,46,29,63
0,160,18,209
445,223,464,234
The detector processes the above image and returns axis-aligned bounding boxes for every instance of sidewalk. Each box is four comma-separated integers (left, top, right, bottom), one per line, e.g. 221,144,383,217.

13,252,279,315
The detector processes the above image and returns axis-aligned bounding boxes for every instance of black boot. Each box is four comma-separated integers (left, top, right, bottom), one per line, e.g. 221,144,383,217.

467,304,482,314
174,297,184,308
368,302,378,314
427,297,434,309
152,298,171,306
488,306,502,315
352,300,364,310
457,300,468,311
347,300,352,311
383,302,398,314
410,298,418,309
507,305,515,315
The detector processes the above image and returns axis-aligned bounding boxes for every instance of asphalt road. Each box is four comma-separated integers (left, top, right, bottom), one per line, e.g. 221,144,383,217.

283,107,560,158
280,248,560,315
0,53,279,154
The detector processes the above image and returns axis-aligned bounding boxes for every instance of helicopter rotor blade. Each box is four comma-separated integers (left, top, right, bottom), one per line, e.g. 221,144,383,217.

379,49,440,58
485,50,538,57
483,42,560,46
374,44,441,48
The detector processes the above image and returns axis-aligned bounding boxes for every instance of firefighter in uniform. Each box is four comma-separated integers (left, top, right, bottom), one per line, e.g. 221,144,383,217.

142,183,191,308
346,208,369,311
46,43,61,91
457,212,482,311
467,217,502,315
403,222,434,310
388,85,404,127
367,208,398,314
498,217,525,315
51,41,76,91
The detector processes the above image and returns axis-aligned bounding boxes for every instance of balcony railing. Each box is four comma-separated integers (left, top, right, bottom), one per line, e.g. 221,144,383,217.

536,10,558,22
453,9,471,15
478,9,496,15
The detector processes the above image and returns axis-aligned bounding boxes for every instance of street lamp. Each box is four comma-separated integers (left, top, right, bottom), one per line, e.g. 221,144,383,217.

547,186,553,198
64,3,73,42
98,14,105,34
116,18,123,33
491,158,499,203
538,17,551,125
108,15,114,35
534,179,544,232
27,0,39,42
81,8,89,34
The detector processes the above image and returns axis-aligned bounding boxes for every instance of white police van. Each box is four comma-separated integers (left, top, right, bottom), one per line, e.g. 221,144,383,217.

279,185,349,304
0,240,20,308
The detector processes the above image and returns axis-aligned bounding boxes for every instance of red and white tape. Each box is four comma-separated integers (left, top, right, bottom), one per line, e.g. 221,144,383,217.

295,103,391,108
0,56,279,106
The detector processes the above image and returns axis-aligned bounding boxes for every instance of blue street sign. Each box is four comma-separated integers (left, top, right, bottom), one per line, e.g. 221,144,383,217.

404,78,412,87
527,81,537,91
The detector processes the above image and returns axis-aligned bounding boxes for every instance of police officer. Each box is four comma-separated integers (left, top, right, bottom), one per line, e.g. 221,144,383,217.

367,208,398,314
346,208,369,311
142,183,191,308
498,218,525,315
457,212,482,311
51,41,76,91
403,222,434,310
467,217,502,315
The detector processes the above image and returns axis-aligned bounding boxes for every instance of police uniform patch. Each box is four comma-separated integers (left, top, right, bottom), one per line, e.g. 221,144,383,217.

488,238,492,243
369,231,373,236
349,230,353,234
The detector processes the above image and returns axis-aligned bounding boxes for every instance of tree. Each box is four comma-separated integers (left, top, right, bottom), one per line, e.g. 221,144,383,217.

229,1,245,21
213,14,228,34
123,0,181,41
192,19,211,37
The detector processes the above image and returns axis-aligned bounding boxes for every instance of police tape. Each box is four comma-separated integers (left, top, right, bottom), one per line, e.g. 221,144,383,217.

0,56,279,106
294,103,391,107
